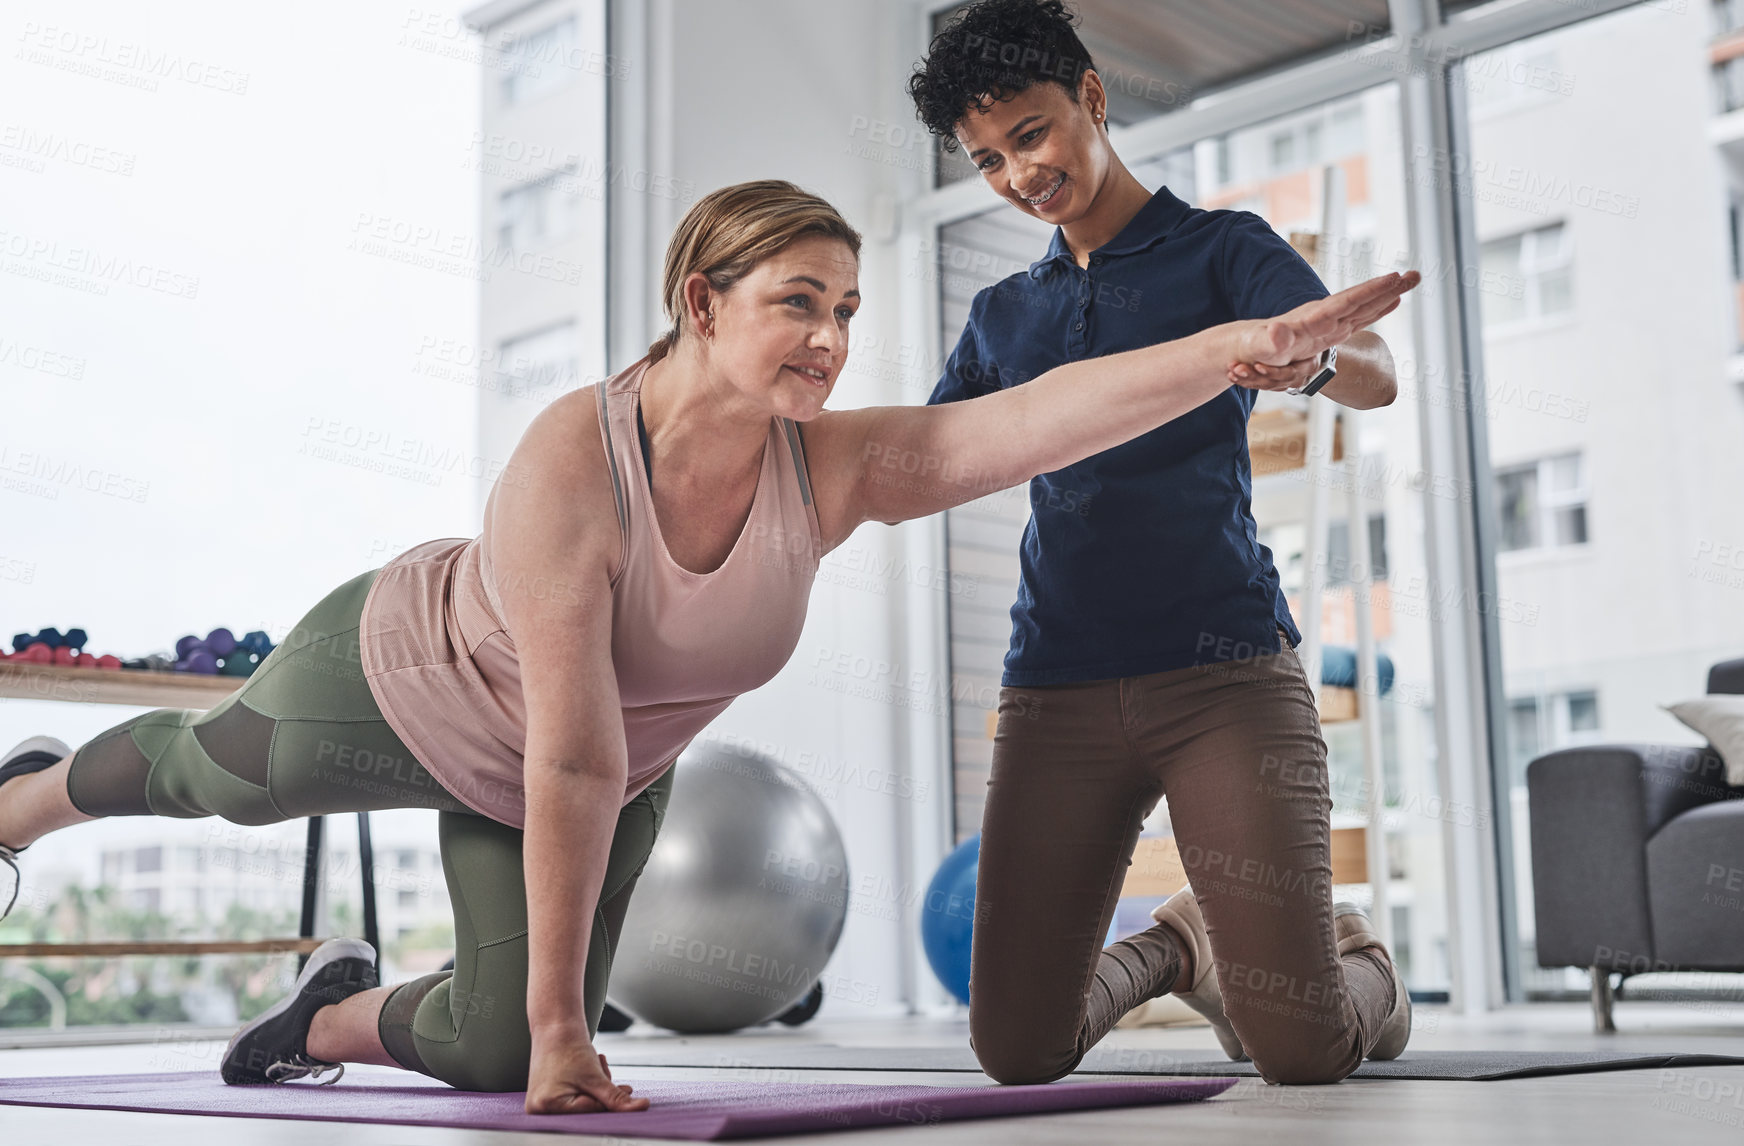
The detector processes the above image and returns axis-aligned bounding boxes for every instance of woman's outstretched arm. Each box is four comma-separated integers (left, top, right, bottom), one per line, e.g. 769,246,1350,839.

801,270,1417,544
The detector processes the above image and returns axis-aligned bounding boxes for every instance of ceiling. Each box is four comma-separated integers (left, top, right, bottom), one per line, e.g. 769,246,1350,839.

932,0,1394,183
1071,0,1395,125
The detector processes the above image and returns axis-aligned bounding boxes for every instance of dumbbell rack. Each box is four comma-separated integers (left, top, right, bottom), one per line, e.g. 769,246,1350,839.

0,660,379,973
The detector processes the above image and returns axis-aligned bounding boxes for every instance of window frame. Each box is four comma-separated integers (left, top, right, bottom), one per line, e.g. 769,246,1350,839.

1479,221,1575,335
1493,451,1589,557
499,13,581,108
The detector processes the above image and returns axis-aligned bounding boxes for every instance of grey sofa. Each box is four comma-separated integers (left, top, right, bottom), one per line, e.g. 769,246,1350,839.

1526,657,1744,1031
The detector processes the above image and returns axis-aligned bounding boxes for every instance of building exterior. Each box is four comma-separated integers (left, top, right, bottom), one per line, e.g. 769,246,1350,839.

461,0,612,499
1459,4,1744,990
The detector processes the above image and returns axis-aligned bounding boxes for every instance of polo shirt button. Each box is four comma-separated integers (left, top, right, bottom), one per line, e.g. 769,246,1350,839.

1075,321,1084,331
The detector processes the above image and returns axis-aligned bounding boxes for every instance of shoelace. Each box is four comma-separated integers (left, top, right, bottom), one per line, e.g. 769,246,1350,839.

264,1054,346,1085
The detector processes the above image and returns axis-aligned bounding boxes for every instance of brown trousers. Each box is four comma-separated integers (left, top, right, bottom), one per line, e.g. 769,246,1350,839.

968,632,1397,1085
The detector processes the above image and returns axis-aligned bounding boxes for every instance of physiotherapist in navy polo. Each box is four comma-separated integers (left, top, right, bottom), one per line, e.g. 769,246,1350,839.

906,0,1412,1086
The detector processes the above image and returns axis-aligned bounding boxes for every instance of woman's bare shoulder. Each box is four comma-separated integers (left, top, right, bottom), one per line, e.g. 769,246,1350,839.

517,384,611,475
786,406,887,550
484,384,622,570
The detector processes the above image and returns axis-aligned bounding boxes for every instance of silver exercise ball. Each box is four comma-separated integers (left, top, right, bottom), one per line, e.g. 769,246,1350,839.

606,746,850,1033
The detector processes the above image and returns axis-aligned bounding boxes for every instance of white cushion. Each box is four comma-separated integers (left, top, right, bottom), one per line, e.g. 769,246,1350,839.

1664,696,1744,787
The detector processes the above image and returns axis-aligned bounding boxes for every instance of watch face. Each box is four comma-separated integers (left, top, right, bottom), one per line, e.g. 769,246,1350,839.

1300,364,1336,396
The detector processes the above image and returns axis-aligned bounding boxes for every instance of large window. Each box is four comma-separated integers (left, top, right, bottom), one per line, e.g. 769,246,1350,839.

0,1,595,1037
1460,5,1744,998
1203,88,1446,995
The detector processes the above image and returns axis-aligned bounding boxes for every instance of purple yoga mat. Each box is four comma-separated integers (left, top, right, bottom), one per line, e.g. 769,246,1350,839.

0,1070,1235,1140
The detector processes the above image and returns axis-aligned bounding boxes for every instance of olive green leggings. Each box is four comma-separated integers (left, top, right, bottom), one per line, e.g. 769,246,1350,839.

63,568,671,1091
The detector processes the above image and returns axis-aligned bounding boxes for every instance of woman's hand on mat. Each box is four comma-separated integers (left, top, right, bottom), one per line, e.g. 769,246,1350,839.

526,1028,649,1114
1224,270,1420,386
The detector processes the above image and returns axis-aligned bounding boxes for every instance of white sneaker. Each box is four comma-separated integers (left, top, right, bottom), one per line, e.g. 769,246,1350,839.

1,736,70,784
1150,887,1248,1061
0,736,71,920
1332,902,1411,1060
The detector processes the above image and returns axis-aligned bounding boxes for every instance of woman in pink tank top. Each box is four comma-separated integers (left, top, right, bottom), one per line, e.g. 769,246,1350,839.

1,177,1414,1113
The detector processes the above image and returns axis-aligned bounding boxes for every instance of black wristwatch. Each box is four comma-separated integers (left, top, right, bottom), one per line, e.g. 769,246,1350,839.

1293,345,1338,397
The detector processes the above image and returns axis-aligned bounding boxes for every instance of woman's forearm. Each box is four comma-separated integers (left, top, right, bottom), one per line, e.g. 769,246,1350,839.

1004,322,1245,482
522,760,629,1033
856,321,1246,526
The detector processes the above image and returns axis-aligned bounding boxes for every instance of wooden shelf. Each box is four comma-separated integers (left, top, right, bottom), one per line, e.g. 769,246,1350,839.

1319,684,1358,723
1121,827,1369,899
0,662,240,709
1247,405,1345,477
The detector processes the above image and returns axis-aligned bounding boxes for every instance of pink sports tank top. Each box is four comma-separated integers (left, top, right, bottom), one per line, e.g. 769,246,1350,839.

358,355,823,828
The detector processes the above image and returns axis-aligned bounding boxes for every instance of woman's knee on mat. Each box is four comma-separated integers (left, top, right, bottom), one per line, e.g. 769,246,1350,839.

968,1010,1083,1085
1241,1020,1363,1085
385,972,534,1091
972,1042,1082,1086
434,1041,532,1092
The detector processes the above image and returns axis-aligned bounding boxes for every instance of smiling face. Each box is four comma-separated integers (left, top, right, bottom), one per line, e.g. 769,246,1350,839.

953,73,1111,225
694,234,861,421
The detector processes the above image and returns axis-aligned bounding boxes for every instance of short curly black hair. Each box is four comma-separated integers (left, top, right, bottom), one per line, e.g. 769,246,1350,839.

907,0,1097,153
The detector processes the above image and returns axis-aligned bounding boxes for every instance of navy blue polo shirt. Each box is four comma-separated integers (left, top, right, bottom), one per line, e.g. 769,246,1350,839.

927,185,1329,686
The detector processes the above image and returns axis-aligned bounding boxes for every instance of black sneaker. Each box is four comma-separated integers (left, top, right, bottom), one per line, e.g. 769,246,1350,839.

0,736,71,921
222,937,379,1085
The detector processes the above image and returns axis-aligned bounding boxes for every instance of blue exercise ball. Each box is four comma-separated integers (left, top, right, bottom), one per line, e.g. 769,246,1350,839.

1320,644,1395,695
921,834,980,1005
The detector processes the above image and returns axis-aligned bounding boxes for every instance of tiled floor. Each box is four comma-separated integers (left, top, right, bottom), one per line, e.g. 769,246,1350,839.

3,1003,1744,1143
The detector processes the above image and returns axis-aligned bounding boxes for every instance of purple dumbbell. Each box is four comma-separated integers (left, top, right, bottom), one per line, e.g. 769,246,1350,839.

178,648,220,674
